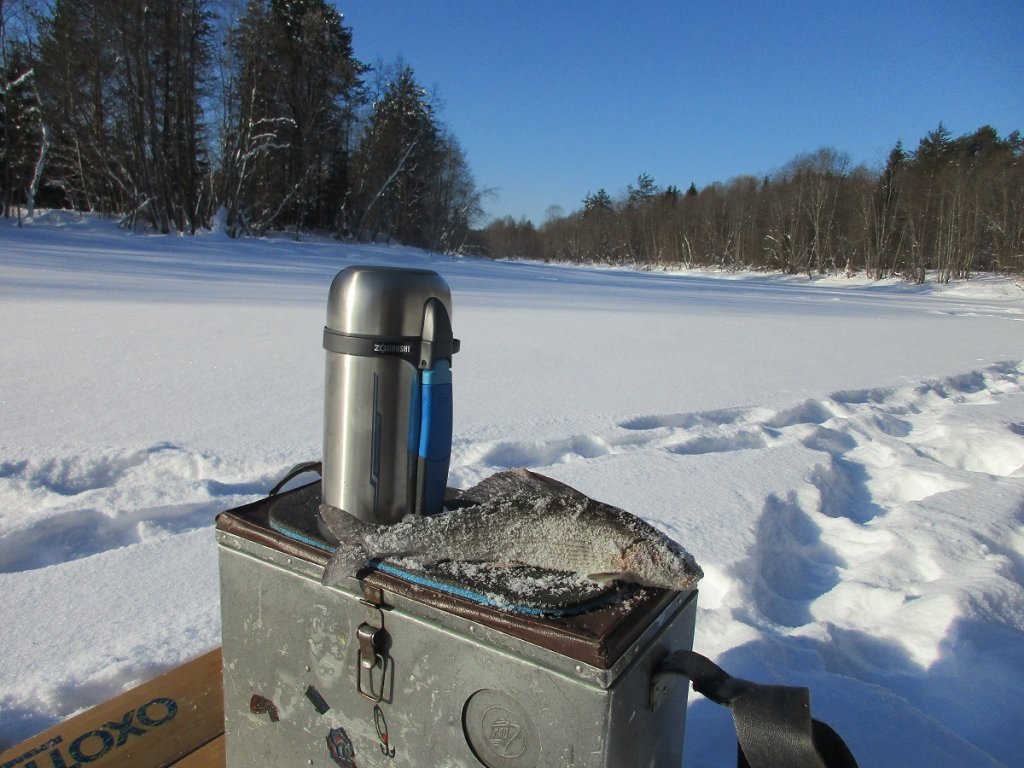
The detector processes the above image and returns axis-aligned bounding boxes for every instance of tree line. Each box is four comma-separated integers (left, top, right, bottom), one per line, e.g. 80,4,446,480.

477,125,1024,281
0,0,484,251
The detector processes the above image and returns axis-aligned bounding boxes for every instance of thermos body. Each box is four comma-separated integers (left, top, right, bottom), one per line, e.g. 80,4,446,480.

321,266,458,531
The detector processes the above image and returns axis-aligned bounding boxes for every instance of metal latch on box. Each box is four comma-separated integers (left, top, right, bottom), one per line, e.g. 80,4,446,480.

357,587,389,702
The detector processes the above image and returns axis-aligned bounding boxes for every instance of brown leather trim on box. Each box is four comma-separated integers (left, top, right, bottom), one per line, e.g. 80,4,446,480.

217,500,331,568
216,483,687,669
361,568,682,669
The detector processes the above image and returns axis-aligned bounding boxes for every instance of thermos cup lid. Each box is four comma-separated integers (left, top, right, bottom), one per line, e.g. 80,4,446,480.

326,265,453,338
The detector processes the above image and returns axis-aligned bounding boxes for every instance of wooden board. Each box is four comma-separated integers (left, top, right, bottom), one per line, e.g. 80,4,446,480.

1,650,224,768
171,735,224,768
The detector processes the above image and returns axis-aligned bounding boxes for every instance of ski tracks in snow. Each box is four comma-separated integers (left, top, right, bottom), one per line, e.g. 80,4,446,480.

0,444,281,573
2,362,1022,763
0,444,289,739
453,361,1024,766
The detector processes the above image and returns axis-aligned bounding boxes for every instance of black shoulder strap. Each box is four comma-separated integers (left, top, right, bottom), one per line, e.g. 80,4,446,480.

654,650,858,768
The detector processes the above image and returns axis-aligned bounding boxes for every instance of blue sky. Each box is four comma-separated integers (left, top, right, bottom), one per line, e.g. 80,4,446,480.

339,1,1023,225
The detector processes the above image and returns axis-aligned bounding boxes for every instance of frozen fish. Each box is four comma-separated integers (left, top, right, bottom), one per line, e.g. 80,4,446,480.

319,468,702,591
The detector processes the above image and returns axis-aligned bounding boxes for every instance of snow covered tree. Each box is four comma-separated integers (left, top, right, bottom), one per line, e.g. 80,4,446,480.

1,0,46,218
1,41,34,216
524,125,1021,278
583,188,614,216
350,64,440,244
580,189,615,260
624,173,660,263
8,1,486,245
114,0,215,233
862,140,909,279
220,0,364,236
481,214,543,260
36,0,214,232
626,173,659,207
34,0,114,212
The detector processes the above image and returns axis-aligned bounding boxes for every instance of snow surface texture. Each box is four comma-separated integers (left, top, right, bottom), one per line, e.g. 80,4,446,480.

1,211,1023,765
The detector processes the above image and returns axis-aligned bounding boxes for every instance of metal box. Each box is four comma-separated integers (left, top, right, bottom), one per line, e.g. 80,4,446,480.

217,482,697,768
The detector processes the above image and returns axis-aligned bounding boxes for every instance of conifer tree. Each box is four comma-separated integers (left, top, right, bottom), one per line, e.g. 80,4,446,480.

36,0,214,232
221,0,364,235
1,0,41,217
1,28,43,218
351,64,439,244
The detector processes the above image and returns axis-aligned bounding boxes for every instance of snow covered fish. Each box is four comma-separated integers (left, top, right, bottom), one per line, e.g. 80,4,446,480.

319,467,702,591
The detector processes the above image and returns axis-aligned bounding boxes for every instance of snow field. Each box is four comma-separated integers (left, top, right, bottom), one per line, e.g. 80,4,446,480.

1,213,1023,765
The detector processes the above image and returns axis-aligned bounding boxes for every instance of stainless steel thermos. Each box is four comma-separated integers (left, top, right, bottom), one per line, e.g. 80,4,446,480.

320,266,459,534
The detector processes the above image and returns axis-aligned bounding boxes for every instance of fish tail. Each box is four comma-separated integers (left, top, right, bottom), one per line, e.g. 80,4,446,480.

322,543,371,586
319,504,373,586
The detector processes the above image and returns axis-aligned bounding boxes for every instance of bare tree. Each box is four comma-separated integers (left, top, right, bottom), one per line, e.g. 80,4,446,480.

526,127,1021,280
